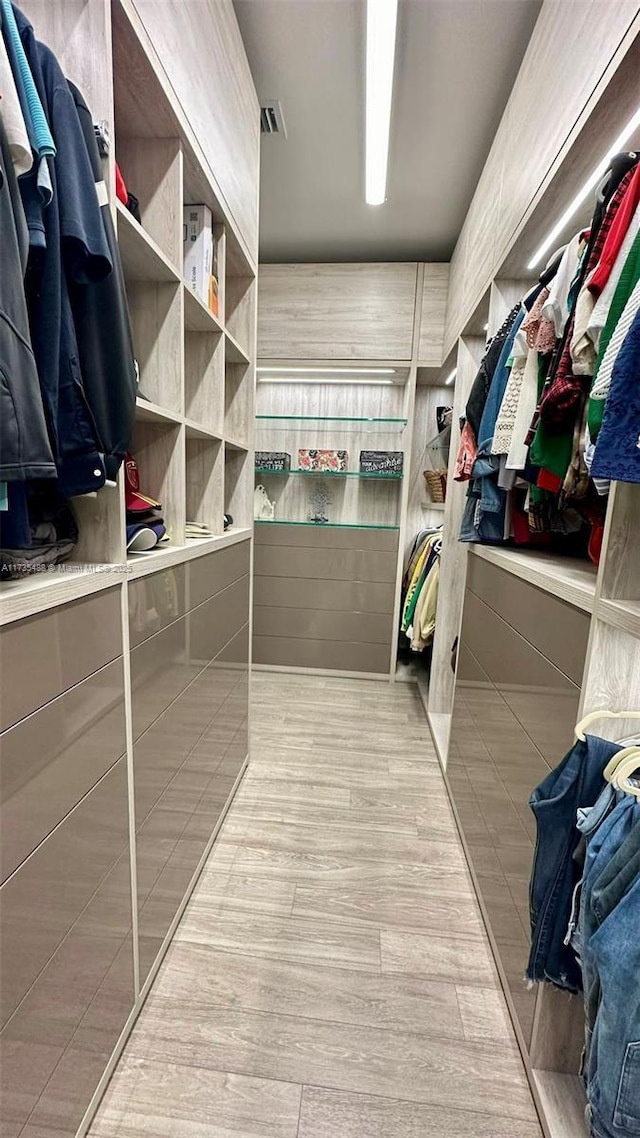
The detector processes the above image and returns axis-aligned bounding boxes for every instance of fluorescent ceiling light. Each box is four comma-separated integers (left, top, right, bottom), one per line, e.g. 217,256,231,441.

527,103,640,270
444,369,457,386
366,0,399,205
258,377,394,385
257,366,396,375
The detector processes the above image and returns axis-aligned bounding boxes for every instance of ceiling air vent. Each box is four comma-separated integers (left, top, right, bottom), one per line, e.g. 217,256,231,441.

260,100,287,138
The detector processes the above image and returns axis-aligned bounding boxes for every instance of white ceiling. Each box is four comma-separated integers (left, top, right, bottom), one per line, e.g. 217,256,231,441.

234,0,541,263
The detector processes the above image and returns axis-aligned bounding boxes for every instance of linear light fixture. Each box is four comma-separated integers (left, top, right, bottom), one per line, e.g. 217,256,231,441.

366,0,399,205
257,366,397,375
527,103,640,270
258,377,395,385
444,369,457,386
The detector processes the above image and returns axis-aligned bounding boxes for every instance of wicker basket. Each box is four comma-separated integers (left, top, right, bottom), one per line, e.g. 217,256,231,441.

423,468,447,503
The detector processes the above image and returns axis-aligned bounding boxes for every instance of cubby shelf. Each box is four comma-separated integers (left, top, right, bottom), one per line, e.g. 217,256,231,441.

184,418,223,441
421,500,446,510
116,200,180,283
469,545,597,613
225,330,251,364
225,437,249,452
254,468,403,480
135,397,183,426
596,597,640,640
183,284,224,334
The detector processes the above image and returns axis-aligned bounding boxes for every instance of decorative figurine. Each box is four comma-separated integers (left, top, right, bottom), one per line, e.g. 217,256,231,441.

309,481,332,524
254,484,275,521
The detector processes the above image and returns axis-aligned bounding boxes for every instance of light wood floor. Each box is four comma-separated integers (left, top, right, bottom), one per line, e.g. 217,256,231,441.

90,672,542,1138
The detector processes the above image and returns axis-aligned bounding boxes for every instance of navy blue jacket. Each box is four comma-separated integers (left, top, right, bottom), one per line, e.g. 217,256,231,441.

15,4,110,496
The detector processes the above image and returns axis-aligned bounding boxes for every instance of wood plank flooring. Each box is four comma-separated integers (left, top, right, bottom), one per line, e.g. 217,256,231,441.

89,673,542,1138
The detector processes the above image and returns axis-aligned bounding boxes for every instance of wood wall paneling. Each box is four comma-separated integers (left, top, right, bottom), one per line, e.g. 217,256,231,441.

443,1,640,356
427,336,486,747
417,264,450,365
257,264,419,359
129,0,260,263
405,384,451,550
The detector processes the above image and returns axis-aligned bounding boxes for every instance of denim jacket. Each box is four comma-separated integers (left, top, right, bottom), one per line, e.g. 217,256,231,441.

527,734,620,991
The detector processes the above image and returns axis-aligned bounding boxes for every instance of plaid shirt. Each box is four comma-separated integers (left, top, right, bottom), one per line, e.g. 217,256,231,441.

538,167,638,431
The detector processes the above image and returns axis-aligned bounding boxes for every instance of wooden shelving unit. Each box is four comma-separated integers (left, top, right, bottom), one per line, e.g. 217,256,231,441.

0,5,258,1137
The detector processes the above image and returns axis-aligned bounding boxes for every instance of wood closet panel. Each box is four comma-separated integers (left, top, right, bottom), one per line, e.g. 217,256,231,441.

130,0,260,262
444,0,640,354
417,264,449,364
257,263,418,359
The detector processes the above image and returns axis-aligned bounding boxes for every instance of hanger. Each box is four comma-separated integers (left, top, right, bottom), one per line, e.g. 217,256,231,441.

611,751,640,801
574,709,640,742
602,745,640,800
603,744,640,782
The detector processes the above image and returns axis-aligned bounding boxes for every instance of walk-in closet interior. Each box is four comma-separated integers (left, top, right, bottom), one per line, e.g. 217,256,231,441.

1,1,640,1137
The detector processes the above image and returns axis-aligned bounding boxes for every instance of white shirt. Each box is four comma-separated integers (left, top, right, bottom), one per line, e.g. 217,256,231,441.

0,34,32,176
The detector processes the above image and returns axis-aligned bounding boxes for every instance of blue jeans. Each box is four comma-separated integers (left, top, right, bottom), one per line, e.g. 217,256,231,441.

587,861,640,1138
527,736,621,991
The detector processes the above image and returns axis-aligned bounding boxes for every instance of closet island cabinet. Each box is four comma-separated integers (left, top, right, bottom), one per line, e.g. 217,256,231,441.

0,3,258,1137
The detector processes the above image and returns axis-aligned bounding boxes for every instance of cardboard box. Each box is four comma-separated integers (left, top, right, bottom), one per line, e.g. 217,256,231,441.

183,204,213,303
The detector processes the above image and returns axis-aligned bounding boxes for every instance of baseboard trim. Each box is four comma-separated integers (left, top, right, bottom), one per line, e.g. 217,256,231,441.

252,663,392,681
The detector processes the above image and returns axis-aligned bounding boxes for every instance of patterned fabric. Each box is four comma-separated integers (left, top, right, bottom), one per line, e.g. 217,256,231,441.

523,287,556,355
588,276,640,440
539,168,638,430
491,356,526,456
591,308,640,483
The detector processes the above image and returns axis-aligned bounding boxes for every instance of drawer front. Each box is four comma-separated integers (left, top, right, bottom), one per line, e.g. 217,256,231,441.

253,634,391,674
253,575,396,615
253,605,394,646
0,759,133,1138
255,523,400,552
0,588,122,731
467,554,589,684
135,631,249,981
0,658,126,882
187,541,251,609
255,544,397,584
129,564,186,649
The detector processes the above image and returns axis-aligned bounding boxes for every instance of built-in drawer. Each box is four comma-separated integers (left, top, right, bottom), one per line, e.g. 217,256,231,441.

128,564,186,649
255,523,399,552
187,541,251,610
255,544,397,584
0,658,126,882
467,554,589,684
134,626,249,981
128,541,251,649
0,588,122,731
0,759,133,1137
253,634,392,674
253,606,394,646
130,575,250,741
253,574,396,614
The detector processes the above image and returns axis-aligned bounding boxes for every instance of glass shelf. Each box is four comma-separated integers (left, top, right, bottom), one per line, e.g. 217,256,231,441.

256,415,407,424
255,520,400,531
254,468,403,480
